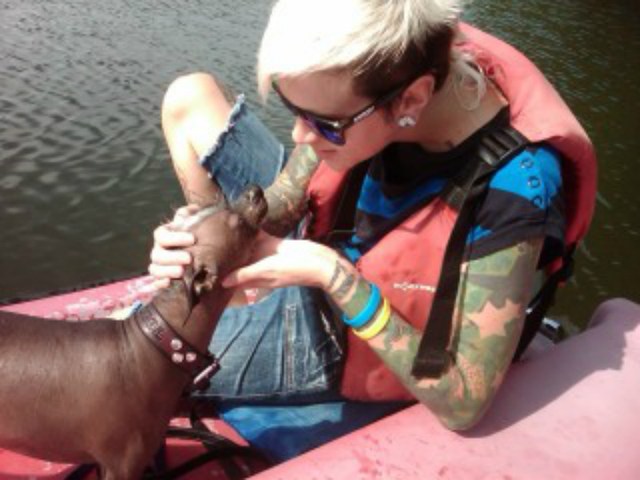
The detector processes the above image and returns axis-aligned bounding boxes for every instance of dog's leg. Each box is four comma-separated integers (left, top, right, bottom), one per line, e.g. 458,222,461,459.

100,460,147,480
98,434,150,480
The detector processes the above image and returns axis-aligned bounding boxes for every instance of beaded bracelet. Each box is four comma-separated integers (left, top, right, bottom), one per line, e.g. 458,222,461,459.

341,283,381,329
354,297,391,341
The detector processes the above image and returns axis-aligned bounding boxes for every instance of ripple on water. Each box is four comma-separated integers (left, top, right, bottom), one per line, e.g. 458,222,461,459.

89,232,117,244
38,171,60,185
13,157,38,173
87,177,120,193
0,175,23,190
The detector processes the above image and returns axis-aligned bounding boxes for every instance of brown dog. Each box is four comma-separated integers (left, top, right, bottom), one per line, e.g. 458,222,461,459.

0,185,268,479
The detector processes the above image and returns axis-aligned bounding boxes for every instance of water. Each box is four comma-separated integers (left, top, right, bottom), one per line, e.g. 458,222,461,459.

0,0,284,298
1,0,639,329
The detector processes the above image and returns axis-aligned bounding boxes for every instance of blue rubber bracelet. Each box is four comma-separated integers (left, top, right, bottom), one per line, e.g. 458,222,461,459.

342,283,381,328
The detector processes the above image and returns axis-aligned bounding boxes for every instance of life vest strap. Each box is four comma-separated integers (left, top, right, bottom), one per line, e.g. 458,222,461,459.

411,126,529,379
322,160,370,245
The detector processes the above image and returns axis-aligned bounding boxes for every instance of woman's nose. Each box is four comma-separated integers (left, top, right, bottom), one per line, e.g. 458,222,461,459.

291,117,320,145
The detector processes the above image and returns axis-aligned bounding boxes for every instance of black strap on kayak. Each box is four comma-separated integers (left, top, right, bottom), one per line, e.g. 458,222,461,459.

512,246,574,360
143,403,271,480
411,126,529,378
63,403,270,480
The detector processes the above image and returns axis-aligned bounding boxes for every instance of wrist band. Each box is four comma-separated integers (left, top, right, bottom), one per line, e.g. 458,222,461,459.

354,298,391,341
342,283,381,329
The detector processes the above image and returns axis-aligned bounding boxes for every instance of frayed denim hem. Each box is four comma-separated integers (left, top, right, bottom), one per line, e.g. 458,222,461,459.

196,93,285,202
198,94,247,170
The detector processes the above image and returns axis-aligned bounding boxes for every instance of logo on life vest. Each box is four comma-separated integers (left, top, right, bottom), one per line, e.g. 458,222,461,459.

393,282,436,293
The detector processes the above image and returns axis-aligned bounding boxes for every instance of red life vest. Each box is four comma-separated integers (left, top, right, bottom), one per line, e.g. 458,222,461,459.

305,23,597,401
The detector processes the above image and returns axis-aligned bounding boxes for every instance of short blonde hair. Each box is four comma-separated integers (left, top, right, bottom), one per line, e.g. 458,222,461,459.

257,0,468,100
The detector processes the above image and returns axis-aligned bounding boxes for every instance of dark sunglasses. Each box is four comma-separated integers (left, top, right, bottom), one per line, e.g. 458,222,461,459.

271,79,407,146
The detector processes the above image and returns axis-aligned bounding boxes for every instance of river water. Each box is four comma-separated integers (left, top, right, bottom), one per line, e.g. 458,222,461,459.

1,0,639,329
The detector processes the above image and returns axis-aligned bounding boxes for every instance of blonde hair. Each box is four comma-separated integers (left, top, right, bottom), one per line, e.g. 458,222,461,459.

257,0,475,101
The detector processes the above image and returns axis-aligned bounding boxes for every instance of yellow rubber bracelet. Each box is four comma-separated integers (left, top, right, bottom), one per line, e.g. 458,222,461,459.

354,298,391,341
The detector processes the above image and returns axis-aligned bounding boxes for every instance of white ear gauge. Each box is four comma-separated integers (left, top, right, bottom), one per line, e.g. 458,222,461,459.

397,116,417,128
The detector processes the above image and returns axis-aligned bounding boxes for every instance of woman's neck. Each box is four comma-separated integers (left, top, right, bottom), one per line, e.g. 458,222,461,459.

407,78,508,153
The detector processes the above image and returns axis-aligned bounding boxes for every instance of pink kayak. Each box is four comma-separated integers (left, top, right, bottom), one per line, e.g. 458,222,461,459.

1,278,639,479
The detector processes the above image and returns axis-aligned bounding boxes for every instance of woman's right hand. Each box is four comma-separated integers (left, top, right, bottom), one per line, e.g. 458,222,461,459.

148,205,198,290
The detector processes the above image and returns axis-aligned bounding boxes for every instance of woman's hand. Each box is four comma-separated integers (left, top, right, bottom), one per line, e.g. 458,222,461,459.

148,205,198,289
222,232,337,291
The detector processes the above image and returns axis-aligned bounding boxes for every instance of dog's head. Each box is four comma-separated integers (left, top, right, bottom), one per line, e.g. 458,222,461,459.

173,185,268,296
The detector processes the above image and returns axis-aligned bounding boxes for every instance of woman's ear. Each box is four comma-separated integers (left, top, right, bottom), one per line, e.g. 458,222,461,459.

395,74,435,119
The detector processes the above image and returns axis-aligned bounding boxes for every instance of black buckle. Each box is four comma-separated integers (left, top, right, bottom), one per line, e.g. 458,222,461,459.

558,254,574,282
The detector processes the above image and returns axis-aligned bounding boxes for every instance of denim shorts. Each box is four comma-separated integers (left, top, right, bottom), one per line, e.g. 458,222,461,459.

194,95,345,402
192,95,408,460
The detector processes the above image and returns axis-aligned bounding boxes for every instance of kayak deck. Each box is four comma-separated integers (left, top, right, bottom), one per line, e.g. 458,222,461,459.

253,298,640,480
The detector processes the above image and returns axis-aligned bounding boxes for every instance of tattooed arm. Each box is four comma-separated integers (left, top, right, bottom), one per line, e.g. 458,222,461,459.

325,238,544,430
222,221,543,429
262,144,320,237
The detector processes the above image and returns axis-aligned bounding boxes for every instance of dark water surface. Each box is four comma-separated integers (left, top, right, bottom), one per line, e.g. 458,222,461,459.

1,0,639,328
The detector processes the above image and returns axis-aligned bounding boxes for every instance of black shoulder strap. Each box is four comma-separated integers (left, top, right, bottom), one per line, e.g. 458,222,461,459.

411,126,529,378
322,159,370,244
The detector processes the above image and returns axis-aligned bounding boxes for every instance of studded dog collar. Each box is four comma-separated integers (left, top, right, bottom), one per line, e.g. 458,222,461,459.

134,302,219,391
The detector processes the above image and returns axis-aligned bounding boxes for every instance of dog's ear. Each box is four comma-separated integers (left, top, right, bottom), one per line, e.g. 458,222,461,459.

193,266,219,296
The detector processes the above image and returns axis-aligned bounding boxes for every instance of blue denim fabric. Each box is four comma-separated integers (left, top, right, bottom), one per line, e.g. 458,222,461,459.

193,95,407,460
196,286,345,403
217,400,411,462
199,94,286,203
195,95,345,401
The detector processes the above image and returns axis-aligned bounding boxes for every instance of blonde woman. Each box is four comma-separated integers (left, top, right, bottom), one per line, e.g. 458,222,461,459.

149,0,595,462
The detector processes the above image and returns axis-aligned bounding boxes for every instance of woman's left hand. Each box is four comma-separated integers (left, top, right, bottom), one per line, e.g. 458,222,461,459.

222,231,336,290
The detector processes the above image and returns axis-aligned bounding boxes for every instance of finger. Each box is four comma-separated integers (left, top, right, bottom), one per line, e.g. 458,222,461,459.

154,224,195,244
221,271,240,288
148,263,186,280
150,246,192,266
153,226,195,249
152,278,171,291
172,204,201,224
275,238,327,256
